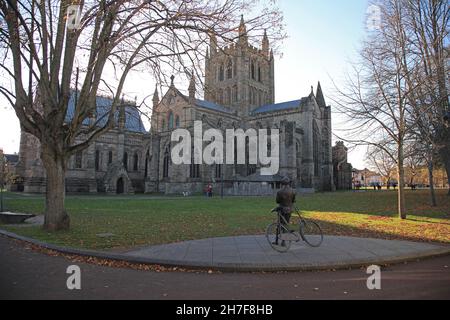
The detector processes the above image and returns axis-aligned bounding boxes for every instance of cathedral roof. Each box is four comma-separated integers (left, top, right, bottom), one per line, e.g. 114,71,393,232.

4,154,19,164
66,93,147,134
250,98,308,115
195,99,234,114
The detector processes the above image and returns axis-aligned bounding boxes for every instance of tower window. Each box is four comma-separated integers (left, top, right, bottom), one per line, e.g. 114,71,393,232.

251,61,255,80
108,151,113,164
218,89,224,105
258,66,262,82
219,64,224,81
226,87,231,105
233,86,238,103
227,59,233,79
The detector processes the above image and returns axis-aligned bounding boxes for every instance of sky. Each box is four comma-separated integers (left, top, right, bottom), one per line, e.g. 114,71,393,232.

0,0,371,169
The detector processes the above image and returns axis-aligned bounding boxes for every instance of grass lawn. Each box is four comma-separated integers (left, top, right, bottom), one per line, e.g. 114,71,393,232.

1,189,449,250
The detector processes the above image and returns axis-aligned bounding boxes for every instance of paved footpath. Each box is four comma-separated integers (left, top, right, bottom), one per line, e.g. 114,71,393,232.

1,235,450,300
123,235,450,271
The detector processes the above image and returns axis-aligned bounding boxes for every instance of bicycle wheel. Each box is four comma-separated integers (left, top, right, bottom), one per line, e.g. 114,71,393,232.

266,223,292,253
299,219,323,247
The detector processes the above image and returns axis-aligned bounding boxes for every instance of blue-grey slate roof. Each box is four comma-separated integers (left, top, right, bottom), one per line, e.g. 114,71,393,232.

66,93,147,133
195,99,234,114
251,98,308,115
5,154,19,164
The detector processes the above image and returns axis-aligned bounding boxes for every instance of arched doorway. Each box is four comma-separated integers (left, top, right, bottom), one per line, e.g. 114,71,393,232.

116,177,124,194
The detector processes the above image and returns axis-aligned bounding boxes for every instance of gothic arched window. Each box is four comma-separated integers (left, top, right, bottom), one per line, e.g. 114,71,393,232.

123,152,128,171
246,136,257,176
95,150,100,171
313,122,320,177
226,87,231,105
175,115,180,128
190,147,200,178
144,151,149,178
163,146,170,178
215,164,222,179
218,89,224,105
133,153,139,171
296,141,302,158
168,111,174,129
267,128,272,156
258,66,262,82
108,151,113,164
227,59,233,79
233,86,238,103
75,151,83,169
219,64,224,81
251,61,255,80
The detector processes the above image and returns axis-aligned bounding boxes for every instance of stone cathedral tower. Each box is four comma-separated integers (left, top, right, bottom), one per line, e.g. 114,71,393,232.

204,16,275,116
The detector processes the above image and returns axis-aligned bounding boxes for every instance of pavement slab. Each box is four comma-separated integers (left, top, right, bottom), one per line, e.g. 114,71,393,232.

123,235,450,271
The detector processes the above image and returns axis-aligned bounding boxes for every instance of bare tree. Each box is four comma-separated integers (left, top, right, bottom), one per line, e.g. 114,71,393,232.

0,0,284,230
366,144,397,187
402,0,450,196
332,0,420,219
333,0,448,218
406,140,439,205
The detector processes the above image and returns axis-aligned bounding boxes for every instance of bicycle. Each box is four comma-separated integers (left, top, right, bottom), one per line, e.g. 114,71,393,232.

266,206,323,253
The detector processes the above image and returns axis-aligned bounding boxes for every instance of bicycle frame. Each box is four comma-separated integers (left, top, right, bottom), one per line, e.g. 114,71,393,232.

268,206,324,250
273,208,301,242
273,207,304,230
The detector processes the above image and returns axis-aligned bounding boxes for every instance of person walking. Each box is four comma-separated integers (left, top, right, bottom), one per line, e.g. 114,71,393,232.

207,184,213,198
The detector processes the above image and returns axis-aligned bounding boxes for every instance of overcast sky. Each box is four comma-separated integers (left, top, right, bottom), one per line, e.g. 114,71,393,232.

0,0,371,169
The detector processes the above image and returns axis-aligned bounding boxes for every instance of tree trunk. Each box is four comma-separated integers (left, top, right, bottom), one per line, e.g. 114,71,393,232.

428,161,437,207
41,145,70,231
397,145,406,220
440,148,450,196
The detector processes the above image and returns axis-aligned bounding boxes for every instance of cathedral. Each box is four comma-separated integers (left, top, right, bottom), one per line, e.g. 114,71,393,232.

13,17,351,196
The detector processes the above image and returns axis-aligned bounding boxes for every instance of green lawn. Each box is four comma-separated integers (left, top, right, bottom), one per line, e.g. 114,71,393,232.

1,190,449,250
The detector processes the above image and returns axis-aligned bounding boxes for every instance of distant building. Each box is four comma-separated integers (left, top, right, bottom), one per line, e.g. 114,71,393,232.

0,148,19,190
352,168,382,187
332,141,353,190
